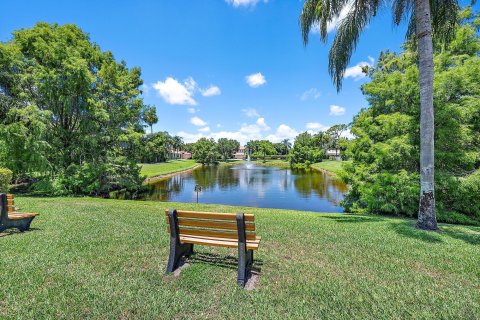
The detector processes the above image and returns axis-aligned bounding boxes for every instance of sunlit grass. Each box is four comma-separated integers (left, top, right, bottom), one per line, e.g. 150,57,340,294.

1,197,478,319
140,160,198,177
311,160,351,176
253,159,289,168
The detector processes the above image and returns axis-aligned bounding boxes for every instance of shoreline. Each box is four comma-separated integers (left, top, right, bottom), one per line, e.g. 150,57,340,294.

310,166,337,177
143,163,202,184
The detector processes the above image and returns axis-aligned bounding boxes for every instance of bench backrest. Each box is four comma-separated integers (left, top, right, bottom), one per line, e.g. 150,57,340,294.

165,209,256,240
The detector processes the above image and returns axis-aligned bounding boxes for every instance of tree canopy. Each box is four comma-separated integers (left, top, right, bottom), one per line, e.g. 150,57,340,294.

0,23,147,196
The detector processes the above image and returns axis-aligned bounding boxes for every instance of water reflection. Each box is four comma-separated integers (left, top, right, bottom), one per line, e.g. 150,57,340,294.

143,162,348,212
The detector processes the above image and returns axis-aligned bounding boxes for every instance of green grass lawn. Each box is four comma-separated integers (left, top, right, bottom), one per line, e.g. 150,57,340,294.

140,160,198,178
253,159,290,168
1,198,478,319
312,160,351,176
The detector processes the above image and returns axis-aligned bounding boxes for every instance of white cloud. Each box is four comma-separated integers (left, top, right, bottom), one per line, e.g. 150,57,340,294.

190,116,207,126
178,118,299,145
187,107,196,114
201,85,221,97
239,117,270,135
242,108,260,118
329,105,346,116
216,124,223,128
306,122,329,131
245,72,266,88
265,124,298,143
176,131,204,144
344,56,375,81
301,88,321,101
153,77,197,105
225,0,267,8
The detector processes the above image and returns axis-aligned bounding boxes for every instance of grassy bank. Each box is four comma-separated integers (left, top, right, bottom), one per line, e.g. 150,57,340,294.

1,197,479,319
253,159,289,168
140,160,198,178
311,160,351,176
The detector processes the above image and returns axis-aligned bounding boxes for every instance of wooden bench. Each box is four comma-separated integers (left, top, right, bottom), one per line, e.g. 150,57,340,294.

165,209,261,287
0,193,39,232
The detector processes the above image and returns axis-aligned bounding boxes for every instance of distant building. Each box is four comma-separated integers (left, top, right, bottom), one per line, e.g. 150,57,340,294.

168,150,192,160
326,149,341,160
234,146,247,160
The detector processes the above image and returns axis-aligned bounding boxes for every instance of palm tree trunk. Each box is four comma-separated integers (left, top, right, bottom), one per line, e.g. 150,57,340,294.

415,0,438,230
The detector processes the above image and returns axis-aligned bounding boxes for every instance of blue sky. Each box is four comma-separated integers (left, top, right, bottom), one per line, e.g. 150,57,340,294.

2,0,474,144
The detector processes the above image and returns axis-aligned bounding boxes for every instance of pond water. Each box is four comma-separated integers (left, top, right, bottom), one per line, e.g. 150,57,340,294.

142,162,349,213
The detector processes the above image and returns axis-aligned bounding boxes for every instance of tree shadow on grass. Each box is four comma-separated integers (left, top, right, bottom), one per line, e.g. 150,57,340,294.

390,221,444,243
440,225,480,245
321,215,385,223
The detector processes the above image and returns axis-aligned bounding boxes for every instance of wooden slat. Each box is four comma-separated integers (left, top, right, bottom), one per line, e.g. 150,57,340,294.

7,205,15,213
185,234,261,242
7,194,13,199
180,235,260,250
165,209,254,222
7,199,14,206
7,212,39,220
178,227,257,240
167,217,255,231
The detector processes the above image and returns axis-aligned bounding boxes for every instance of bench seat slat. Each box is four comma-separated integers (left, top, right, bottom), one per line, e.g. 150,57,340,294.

167,217,255,231
165,209,254,222
180,235,260,250
178,227,256,240
7,212,39,220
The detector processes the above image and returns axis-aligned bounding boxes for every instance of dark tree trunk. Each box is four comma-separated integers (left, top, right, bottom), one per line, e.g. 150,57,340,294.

415,0,438,230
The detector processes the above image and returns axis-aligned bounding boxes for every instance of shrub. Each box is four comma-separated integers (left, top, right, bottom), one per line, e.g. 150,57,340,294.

0,167,13,193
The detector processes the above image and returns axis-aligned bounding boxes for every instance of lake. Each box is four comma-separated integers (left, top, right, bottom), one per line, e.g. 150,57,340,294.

143,162,349,212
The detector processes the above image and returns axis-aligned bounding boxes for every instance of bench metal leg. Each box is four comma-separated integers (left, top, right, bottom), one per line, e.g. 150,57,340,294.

236,212,253,287
237,248,254,287
166,242,193,273
165,209,194,273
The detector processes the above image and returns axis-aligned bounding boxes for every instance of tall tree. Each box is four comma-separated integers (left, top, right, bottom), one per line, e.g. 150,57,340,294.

282,139,292,154
192,138,219,165
171,135,184,152
142,105,158,134
258,140,276,162
326,124,347,157
217,138,240,161
300,0,467,230
0,23,147,196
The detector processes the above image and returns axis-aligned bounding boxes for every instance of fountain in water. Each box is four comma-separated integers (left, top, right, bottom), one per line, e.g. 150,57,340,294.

245,154,253,169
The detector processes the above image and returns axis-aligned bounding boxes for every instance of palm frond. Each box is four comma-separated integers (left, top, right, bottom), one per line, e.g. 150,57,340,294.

406,0,460,47
392,0,413,26
300,0,352,45
328,0,379,91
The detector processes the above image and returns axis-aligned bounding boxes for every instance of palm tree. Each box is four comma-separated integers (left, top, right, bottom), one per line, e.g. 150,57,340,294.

142,105,158,134
300,0,466,231
282,139,292,154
